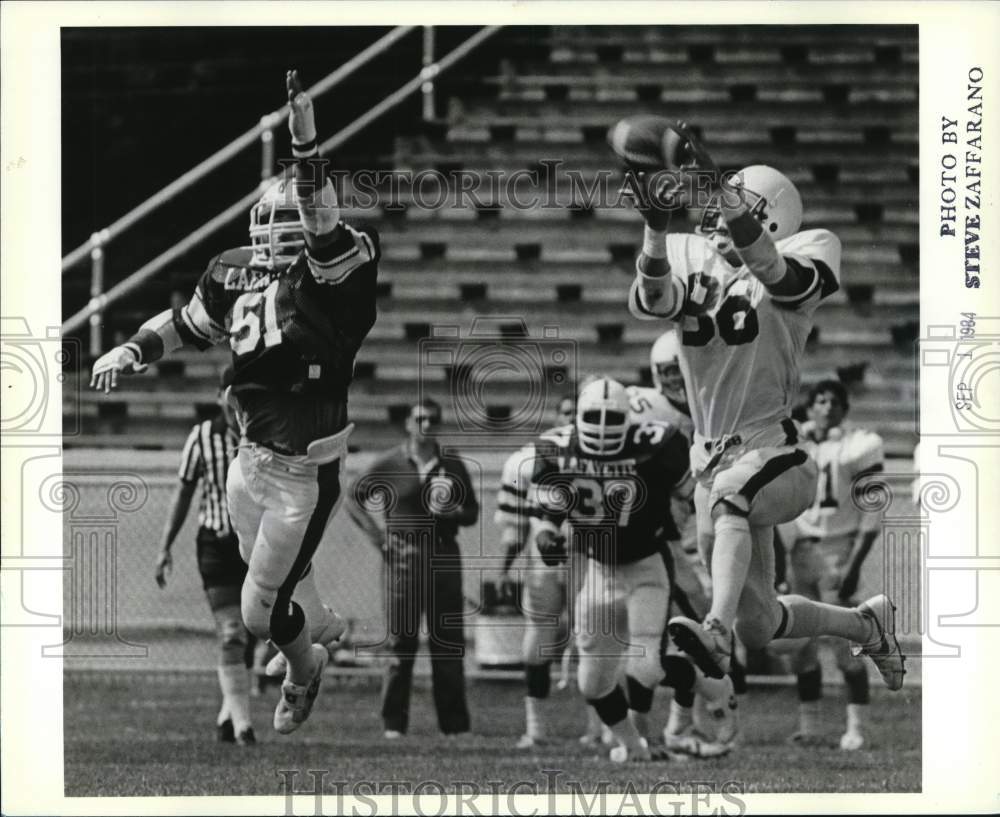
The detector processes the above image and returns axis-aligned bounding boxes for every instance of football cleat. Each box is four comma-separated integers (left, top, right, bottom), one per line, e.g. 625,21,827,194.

851,594,906,691
609,737,651,764
664,725,731,759
668,616,732,679
516,734,550,750
383,730,404,740
697,675,739,746
273,645,328,734
839,728,865,752
216,718,235,744
236,727,257,746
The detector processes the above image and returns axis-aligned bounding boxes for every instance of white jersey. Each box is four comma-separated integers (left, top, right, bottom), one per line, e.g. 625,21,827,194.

795,423,885,539
626,385,695,443
495,443,535,535
656,229,841,440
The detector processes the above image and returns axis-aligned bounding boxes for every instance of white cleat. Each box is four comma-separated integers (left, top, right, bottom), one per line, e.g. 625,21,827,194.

839,728,865,751
668,616,732,679
516,733,550,750
609,737,651,763
851,594,906,691
266,607,347,677
664,725,731,758
273,645,328,734
698,676,740,746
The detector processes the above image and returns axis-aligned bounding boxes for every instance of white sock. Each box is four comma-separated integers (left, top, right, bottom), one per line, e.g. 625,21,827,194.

779,595,875,643
525,696,547,739
708,515,752,629
846,703,866,733
798,700,821,735
666,698,693,735
218,664,252,732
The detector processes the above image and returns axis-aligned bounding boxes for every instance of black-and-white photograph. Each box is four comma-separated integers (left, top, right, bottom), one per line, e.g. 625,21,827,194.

22,3,1000,808
55,21,926,799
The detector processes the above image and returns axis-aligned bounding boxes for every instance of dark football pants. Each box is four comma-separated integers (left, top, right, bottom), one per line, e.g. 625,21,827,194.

381,536,470,735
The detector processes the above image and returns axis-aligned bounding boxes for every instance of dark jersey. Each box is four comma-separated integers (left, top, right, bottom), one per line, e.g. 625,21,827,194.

526,421,692,565
173,222,379,453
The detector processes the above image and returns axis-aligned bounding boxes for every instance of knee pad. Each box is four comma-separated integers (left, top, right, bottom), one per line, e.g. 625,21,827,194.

241,577,278,641
218,615,248,665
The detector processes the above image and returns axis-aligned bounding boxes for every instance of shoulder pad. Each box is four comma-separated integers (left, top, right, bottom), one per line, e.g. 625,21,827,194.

207,248,257,283
539,423,573,445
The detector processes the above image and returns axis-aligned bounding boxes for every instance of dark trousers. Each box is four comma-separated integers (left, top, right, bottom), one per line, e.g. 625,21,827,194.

380,536,470,734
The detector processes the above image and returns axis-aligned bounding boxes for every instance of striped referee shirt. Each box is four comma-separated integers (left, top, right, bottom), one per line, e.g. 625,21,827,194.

178,414,239,536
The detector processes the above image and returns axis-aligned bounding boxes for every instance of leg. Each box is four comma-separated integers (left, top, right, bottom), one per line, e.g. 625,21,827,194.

622,554,669,741
782,537,824,744
518,558,569,745
575,557,646,760
208,592,255,743
381,546,420,736
234,447,341,733
836,637,870,750
427,552,471,735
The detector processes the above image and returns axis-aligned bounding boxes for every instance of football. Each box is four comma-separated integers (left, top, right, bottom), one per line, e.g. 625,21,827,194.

607,114,691,171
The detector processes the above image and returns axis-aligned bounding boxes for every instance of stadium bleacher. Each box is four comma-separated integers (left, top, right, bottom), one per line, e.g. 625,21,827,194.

64,24,918,458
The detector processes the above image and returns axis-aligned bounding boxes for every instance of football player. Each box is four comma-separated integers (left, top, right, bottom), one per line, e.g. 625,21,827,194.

91,71,377,734
783,380,886,750
526,377,731,762
497,395,576,749
626,337,738,754
624,123,904,696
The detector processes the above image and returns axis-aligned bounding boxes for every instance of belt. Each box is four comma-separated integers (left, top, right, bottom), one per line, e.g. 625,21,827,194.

701,417,799,472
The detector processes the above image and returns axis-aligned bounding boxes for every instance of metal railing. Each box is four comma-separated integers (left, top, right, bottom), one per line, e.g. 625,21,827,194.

64,25,502,345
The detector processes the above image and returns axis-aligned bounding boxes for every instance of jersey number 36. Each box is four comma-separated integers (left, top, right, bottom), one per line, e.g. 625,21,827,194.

682,275,760,347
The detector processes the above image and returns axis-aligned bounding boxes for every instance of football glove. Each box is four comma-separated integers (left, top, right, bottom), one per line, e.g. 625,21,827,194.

286,69,317,150
90,345,147,393
535,528,568,567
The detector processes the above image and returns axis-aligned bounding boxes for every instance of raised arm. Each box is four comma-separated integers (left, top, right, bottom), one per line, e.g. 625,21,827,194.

286,69,378,283
626,170,688,321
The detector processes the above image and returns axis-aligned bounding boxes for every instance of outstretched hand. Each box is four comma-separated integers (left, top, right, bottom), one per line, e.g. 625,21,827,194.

90,345,147,394
286,69,317,146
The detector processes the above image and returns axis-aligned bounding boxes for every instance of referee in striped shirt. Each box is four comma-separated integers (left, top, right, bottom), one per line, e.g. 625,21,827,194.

155,366,256,745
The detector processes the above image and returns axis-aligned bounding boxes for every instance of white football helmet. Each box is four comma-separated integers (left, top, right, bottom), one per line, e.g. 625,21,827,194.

650,331,687,404
576,377,631,456
248,177,305,269
698,164,803,254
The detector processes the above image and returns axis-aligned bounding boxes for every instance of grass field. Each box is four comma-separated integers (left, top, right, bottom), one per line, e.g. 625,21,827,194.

64,670,920,796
